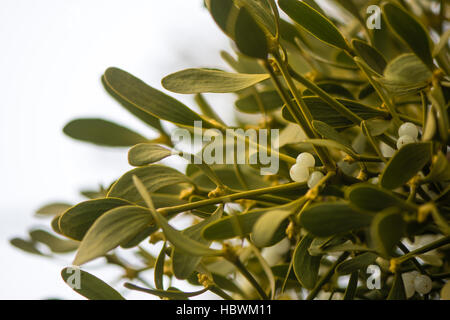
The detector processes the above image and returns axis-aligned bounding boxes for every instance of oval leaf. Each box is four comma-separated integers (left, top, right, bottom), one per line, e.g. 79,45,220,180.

234,7,269,59
103,67,213,128
162,68,270,94
300,202,374,237
278,0,349,50
293,234,322,289
380,142,432,190
383,3,434,70
252,209,293,248
371,209,406,257
108,165,191,204
128,143,173,167
336,252,378,275
59,198,131,241
63,118,147,147
73,206,153,265
61,267,125,300
346,184,415,212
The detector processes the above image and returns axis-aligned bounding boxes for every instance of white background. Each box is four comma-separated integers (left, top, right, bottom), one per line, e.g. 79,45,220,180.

0,0,238,299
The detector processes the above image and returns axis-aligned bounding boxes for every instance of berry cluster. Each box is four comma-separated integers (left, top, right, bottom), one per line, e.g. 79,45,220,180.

402,271,433,298
289,152,324,188
396,122,419,149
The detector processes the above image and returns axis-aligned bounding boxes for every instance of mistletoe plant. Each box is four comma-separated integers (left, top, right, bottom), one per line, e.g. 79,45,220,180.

12,0,450,300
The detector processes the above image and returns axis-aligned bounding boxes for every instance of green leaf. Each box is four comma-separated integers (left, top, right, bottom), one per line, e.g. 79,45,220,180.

154,242,166,290
425,152,450,182
35,202,72,217
234,7,269,59
300,202,373,237
63,118,147,147
172,206,223,280
61,267,125,300
237,0,276,36
29,230,78,253
352,39,387,75
343,271,359,300
131,177,222,258
282,97,386,128
128,144,174,167
336,252,378,275
124,282,208,300
59,198,131,241
303,82,354,100
202,202,300,240
378,54,432,94
293,234,322,289
312,120,354,150
107,165,191,204
235,89,284,114
380,142,432,190
252,209,294,248
205,0,238,38
346,184,415,212
103,67,213,128
162,68,270,94
371,209,405,257
362,119,391,137
278,0,349,51
101,75,163,132
383,3,434,70
73,206,153,265
9,238,46,256
387,273,406,300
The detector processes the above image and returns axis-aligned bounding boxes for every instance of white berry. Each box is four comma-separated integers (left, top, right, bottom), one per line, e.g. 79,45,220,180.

397,135,415,149
402,271,419,299
414,274,432,295
290,164,310,182
296,152,315,168
307,171,324,188
398,122,418,139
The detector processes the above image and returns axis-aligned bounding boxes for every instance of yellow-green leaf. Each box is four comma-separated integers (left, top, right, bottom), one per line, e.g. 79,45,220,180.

300,202,373,237
293,234,322,289
59,198,131,241
103,67,214,128
162,68,270,94
128,143,174,167
63,118,147,147
380,142,432,190
383,3,434,70
61,267,125,300
278,0,349,51
73,206,153,265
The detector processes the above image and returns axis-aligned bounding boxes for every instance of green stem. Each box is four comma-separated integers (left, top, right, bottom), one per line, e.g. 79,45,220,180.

271,54,336,171
397,236,450,264
307,252,350,300
288,66,363,125
228,256,269,300
157,182,305,215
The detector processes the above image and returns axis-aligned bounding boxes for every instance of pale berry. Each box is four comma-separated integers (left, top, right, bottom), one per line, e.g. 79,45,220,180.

290,164,310,182
398,122,418,139
402,271,419,299
296,152,315,168
397,135,415,149
307,171,324,189
414,274,432,295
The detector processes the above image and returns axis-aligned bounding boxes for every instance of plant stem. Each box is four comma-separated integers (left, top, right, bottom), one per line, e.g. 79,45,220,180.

269,55,336,171
227,256,269,300
157,182,305,215
306,252,350,300
354,57,401,125
288,66,363,124
397,236,450,264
